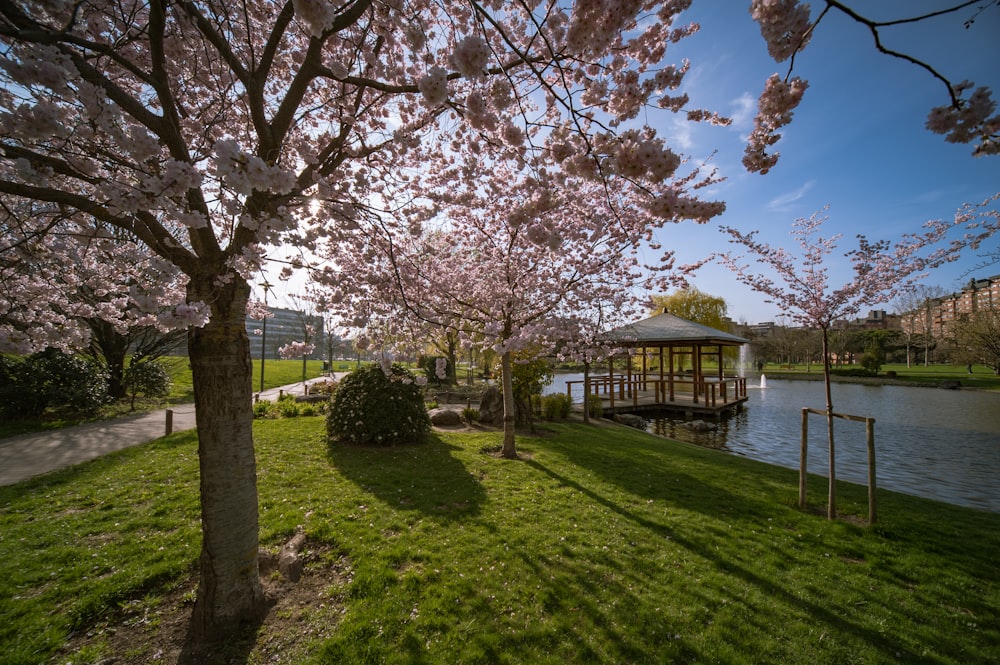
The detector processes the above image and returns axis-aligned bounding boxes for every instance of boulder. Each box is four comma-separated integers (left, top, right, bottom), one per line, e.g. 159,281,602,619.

684,419,718,432
478,385,531,426
429,407,463,426
478,385,504,425
612,413,647,430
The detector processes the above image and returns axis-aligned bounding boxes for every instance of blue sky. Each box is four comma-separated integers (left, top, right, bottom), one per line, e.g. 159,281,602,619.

651,1,1000,324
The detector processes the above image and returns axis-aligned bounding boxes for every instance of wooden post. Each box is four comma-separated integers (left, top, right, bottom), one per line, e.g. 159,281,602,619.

165,409,174,437
799,408,808,509
608,358,616,409
866,417,877,525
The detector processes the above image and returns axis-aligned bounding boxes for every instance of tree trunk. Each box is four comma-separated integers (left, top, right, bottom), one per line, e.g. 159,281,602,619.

186,276,267,641
822,328,836,520
499,350,517,458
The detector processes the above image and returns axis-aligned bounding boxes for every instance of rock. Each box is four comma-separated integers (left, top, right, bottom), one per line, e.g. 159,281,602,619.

478,385,531,426
429,407,463,426
612,413,647,430
684,419,717,432
478,385,504,425
295,394,328,403
278,531,308,582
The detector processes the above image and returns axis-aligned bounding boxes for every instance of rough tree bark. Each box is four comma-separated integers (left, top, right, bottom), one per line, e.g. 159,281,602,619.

186,275,267,639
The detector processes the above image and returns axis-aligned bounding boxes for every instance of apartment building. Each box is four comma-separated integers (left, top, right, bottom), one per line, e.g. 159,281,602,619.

901,275,1000,338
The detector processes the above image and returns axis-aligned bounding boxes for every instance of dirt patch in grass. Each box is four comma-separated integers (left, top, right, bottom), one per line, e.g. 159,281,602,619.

59,542,350,665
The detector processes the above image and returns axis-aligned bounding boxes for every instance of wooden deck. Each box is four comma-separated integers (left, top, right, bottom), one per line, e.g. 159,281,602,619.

567,375,749,418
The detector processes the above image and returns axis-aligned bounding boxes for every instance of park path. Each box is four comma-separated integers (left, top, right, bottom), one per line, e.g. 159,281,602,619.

0,380,327,487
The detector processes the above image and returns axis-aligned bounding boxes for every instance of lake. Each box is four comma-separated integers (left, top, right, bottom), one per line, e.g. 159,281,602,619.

546,374,1000,512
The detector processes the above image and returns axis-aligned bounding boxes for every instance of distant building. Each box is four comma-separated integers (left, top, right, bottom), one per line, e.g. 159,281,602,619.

832,309,900,331
246,306,323,360
901,274,1000,338
744,321,776,338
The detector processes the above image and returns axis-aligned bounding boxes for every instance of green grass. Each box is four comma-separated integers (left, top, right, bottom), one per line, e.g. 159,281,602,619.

762,362,1000,390
2,419,998,664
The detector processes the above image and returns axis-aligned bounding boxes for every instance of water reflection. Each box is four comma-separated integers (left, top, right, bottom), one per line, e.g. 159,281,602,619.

548,374,1000,512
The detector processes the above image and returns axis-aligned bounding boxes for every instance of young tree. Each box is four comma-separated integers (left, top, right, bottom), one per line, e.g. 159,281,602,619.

718,207,963,518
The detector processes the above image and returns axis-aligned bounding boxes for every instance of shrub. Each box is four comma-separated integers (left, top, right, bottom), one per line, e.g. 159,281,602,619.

541,393,572,420
122,360,172,410
278,398,302,418
0,350,109,419
327,363,431,446
309,379,338,396
462,407,480,424
253,399,276,419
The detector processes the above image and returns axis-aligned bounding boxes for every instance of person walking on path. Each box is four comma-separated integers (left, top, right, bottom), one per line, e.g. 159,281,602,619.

0,379,332,487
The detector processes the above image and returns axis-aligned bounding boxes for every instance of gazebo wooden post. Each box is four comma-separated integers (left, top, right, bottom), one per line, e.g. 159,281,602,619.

658,346,665,403
623,353,630,400
641,348,648,392
668,346,675,402
692,343,701,404
717,345,726,403
608,358,615,409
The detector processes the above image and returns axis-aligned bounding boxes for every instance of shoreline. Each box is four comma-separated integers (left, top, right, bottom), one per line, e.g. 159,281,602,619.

758,371,981,390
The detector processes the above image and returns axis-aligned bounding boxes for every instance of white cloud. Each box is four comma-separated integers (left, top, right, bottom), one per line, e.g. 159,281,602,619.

729,92,756,134
767,180,815,212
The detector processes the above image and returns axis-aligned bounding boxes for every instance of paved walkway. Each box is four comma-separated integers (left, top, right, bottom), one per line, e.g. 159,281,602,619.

0,380,329,487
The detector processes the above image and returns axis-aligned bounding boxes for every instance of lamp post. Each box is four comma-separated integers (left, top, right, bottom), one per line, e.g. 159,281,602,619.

259,281,272,393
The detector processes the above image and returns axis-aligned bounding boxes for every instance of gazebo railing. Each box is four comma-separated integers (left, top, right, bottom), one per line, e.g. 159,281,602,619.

567,374,747,409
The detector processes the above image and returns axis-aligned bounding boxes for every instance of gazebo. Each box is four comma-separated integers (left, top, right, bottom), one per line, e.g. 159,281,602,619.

571,310,750,416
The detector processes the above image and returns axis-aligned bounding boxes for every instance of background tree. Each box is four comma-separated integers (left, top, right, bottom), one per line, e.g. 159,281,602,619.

945,307,1000,374
718,207,964,518
650,288,730,330
895,284,949,367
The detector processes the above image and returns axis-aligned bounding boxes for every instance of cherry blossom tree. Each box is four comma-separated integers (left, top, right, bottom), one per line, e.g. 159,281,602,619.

278,338,315,385
315,151,713,457
717,207,968,518
0,0,732,641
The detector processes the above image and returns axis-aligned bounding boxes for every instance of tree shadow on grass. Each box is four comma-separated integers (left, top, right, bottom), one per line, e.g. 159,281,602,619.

325,432,486,519
524,454,922,661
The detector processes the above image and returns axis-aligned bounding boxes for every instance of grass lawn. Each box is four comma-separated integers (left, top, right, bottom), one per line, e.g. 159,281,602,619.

1,418,998,664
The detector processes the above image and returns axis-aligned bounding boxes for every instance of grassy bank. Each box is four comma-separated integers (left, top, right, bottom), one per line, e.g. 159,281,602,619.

1,418,998,664
759,362,1000,391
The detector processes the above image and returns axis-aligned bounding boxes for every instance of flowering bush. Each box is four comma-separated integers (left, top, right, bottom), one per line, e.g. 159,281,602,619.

326,363,430,446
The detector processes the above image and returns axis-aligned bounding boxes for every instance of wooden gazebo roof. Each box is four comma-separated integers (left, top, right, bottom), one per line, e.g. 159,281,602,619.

604,311,748,347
